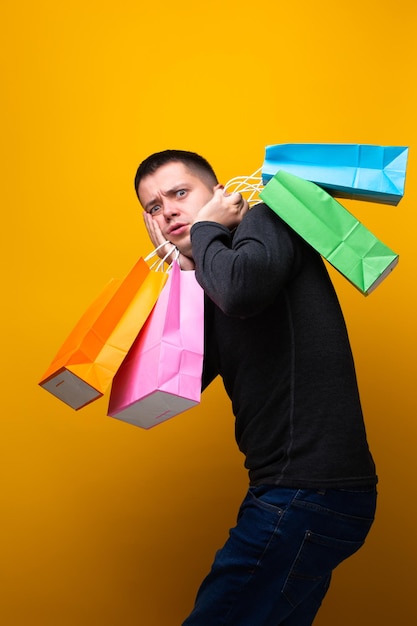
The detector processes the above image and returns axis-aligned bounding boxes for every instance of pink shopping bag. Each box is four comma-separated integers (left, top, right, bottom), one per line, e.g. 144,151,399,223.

107,261,204,429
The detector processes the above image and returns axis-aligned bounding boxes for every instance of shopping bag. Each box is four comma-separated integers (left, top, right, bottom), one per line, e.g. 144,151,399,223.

108,261,204,429
261,143,409,205
39,257,168,410
260,170,399,295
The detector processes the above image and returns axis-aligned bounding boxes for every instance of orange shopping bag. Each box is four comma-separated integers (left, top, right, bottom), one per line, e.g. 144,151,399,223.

39,255,169,410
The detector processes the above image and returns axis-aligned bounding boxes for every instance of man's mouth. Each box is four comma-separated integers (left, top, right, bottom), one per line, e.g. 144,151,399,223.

167,223,188,236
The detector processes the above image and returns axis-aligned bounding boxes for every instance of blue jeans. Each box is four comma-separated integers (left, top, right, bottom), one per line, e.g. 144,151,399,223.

182,486,377,626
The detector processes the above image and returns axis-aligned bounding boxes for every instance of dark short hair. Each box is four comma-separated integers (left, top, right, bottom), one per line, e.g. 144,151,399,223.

134,149,218,200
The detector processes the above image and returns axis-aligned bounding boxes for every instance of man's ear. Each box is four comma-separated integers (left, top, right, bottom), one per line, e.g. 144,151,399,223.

213,183,224,191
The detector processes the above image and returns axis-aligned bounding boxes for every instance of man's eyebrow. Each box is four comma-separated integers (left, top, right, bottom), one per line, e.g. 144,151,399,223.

144,196,159,211
166,182,189,193
144,183,189,211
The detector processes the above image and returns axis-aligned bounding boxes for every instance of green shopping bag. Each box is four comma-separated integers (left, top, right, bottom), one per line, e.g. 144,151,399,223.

260,170,399,295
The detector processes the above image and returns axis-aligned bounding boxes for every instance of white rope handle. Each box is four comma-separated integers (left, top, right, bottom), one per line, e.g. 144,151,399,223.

224,167,264,207
145,241,180,271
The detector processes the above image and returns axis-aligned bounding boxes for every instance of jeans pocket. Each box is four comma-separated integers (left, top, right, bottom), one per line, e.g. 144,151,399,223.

246,486,297,516
282,530,364,608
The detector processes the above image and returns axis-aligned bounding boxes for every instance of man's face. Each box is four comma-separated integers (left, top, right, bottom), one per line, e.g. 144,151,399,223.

138,162,216,257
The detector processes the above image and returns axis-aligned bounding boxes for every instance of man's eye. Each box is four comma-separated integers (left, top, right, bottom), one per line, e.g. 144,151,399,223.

149,205,161,215
176,189,186,198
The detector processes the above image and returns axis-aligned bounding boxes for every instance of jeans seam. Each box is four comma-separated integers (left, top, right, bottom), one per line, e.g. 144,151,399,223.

222,515,283,625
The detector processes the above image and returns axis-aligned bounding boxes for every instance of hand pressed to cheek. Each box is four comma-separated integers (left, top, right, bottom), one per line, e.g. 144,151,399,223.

143,211,196,271
143,211,167,249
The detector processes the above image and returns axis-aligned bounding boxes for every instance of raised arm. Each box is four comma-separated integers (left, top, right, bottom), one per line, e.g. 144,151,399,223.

190,203,298,318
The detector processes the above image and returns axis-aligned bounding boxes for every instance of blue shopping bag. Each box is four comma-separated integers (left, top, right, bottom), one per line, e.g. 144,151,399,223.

261,143,408,205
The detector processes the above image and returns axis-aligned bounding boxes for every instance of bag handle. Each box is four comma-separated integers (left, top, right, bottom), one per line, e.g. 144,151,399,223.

145,241,180,271
224,167,264,207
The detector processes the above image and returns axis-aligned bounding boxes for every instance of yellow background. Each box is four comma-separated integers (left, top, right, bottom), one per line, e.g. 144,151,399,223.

2,1,416,624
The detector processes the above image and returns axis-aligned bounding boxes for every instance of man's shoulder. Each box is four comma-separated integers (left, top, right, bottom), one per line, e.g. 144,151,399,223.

244,202,300,238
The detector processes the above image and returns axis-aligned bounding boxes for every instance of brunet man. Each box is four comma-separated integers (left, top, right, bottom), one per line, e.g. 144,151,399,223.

134,149,377,626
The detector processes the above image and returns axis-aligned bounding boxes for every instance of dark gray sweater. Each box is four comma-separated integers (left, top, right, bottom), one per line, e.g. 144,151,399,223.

190,203,376,488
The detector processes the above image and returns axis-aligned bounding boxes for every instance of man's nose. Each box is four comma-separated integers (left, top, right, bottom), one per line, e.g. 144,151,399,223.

162,198,179,218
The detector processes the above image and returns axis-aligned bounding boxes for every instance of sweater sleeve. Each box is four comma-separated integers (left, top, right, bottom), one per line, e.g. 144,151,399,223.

190,203,299,318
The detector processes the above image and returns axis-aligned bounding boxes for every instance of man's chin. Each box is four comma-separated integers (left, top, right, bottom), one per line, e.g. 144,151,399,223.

177,246,193,260
170,237,192,258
